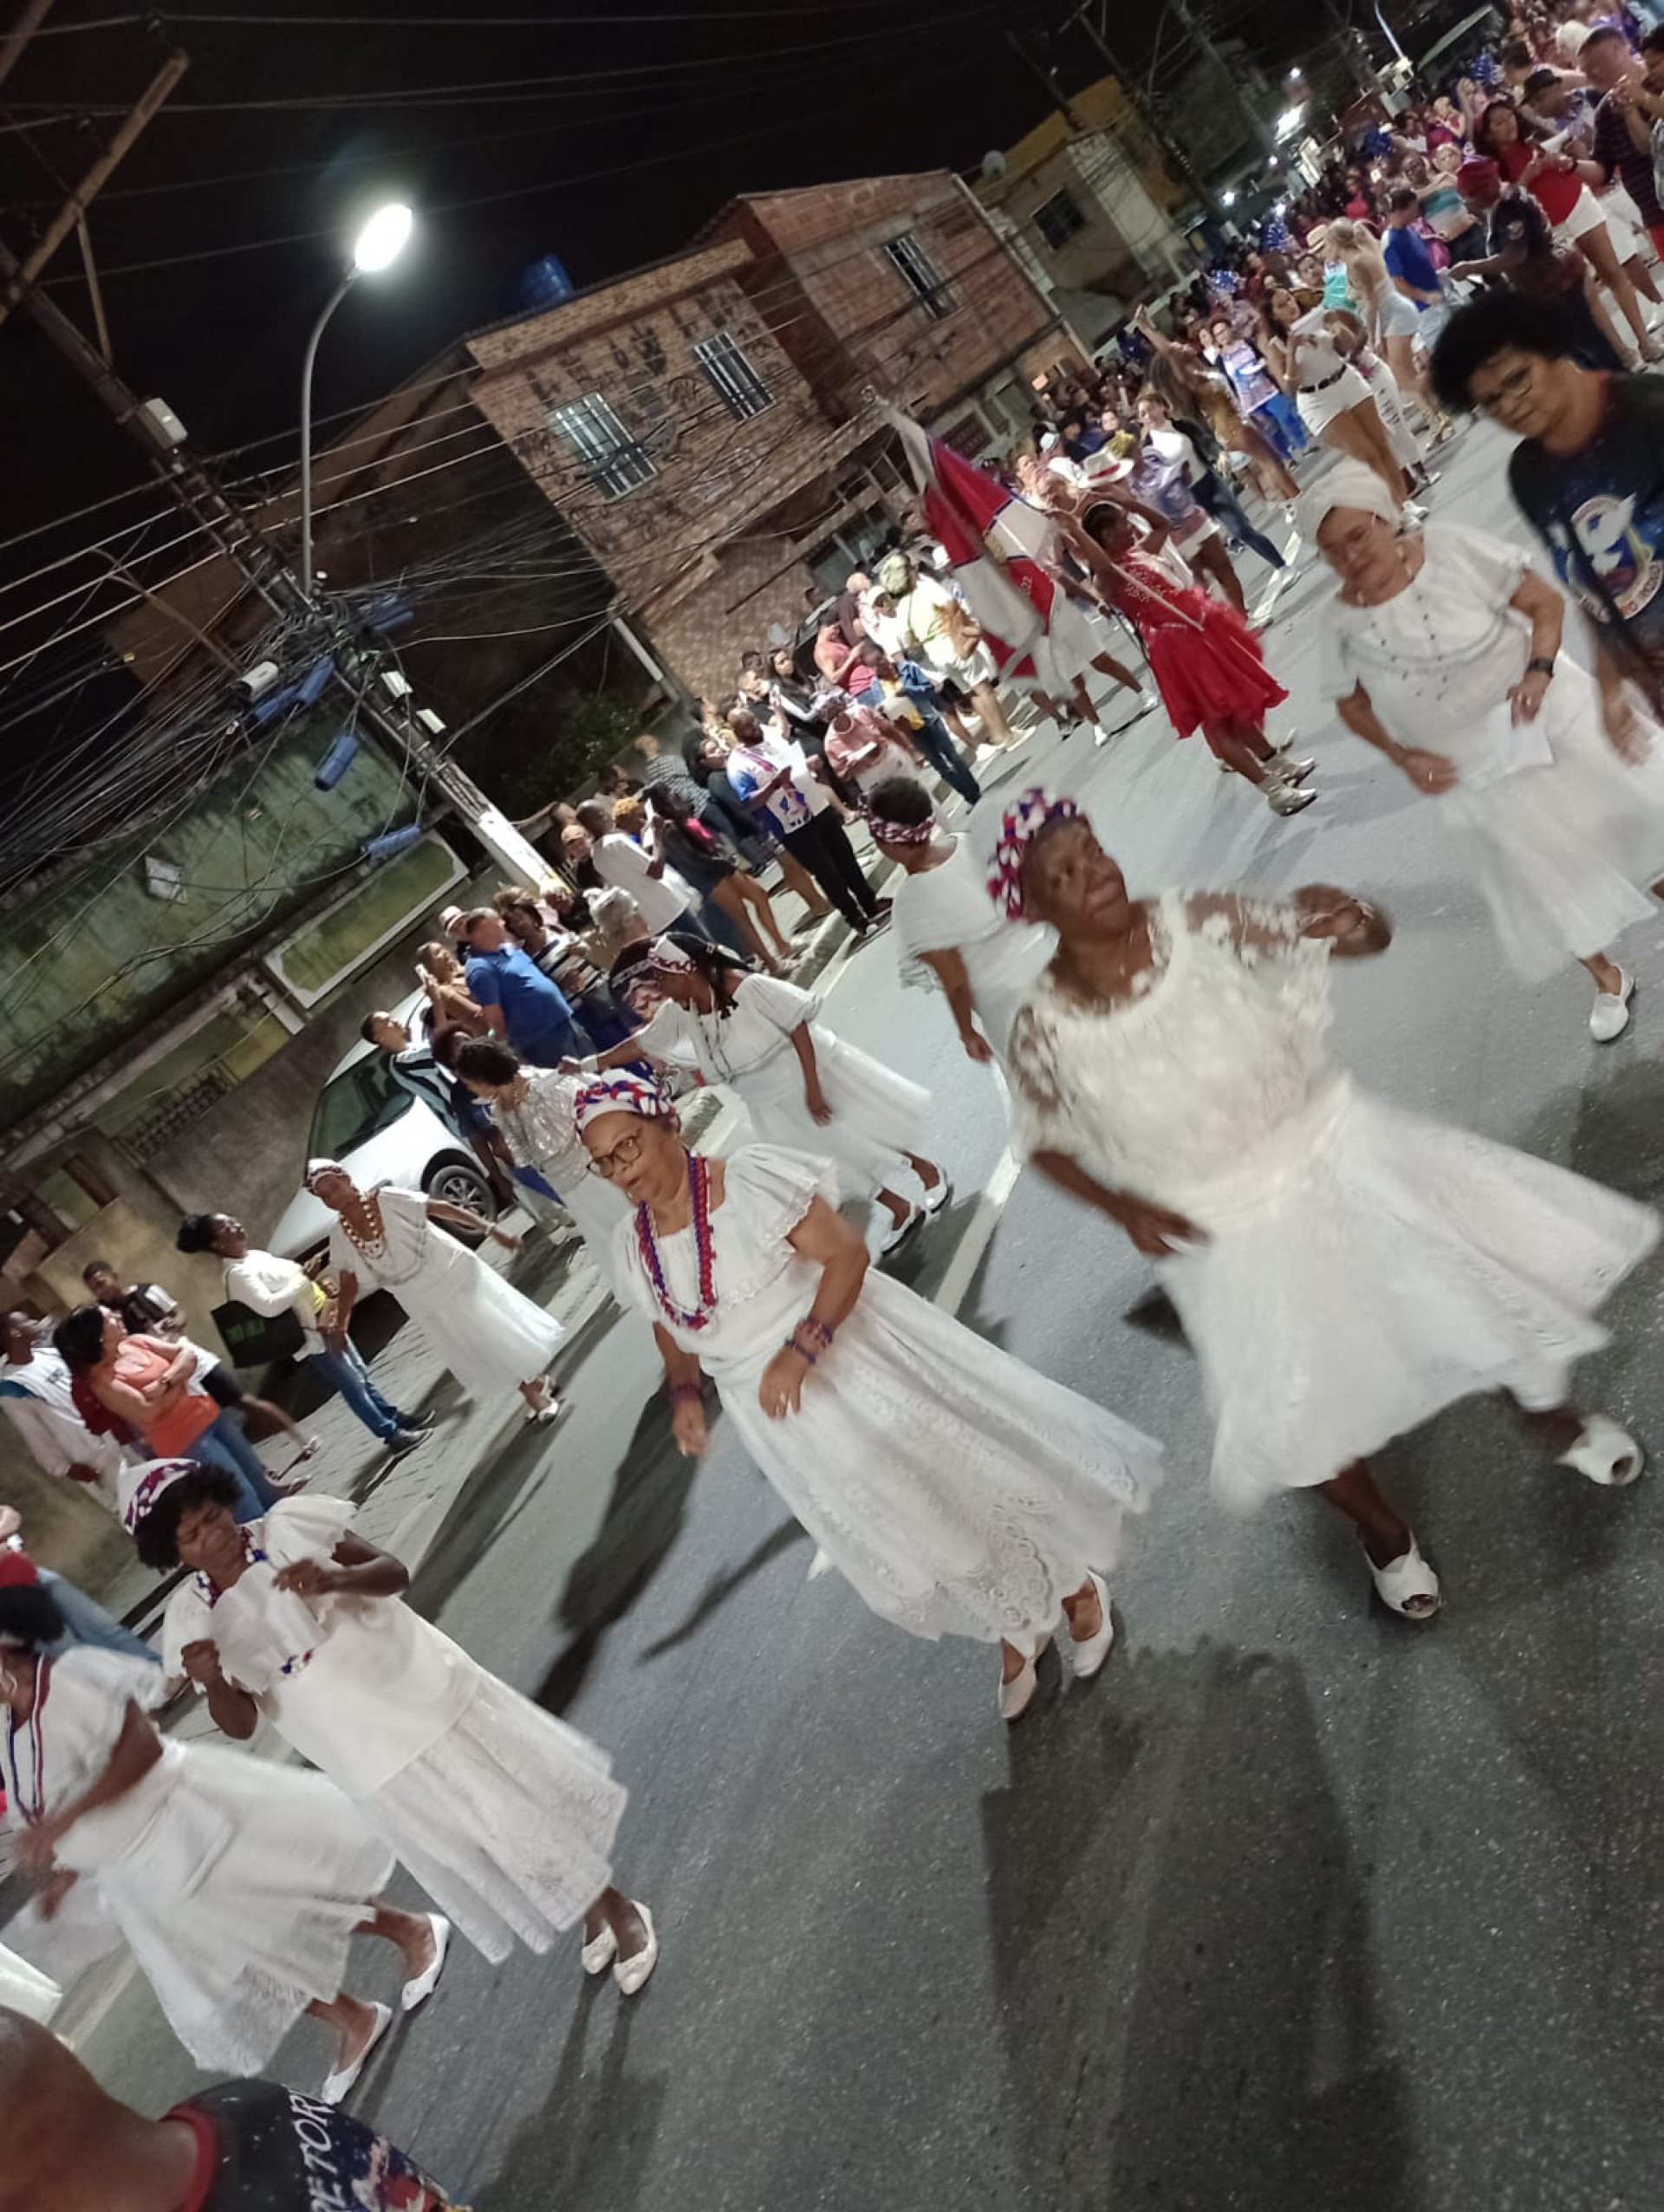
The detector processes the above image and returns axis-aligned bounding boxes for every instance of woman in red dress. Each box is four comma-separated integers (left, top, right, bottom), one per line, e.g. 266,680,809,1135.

1061,499,1315,816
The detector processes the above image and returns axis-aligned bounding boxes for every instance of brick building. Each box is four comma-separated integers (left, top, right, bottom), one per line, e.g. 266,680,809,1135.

467,172,1074,695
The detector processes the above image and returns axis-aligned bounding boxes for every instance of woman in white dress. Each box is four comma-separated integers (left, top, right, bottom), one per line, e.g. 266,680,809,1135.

588,934,948,1257
0,1564,439,2101
304,1161,563,1423
133,1463,658,1998
573,1072,1160,1720
452,1037,632,1293
1001,790,1658,1622
1259,284,1404,503
1311,459,1664,1040
867,777,1055,1064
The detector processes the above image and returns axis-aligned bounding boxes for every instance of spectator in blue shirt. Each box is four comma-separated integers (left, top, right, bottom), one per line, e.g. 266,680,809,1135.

460,910,589,1066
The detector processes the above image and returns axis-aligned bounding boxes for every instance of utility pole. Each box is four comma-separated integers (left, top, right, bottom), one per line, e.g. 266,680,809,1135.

1164,0,1283,168
0,24,550,883
1065,0,1220,218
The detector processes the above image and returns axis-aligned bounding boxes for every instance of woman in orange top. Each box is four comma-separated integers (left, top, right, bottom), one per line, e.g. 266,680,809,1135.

53,1305,285,1523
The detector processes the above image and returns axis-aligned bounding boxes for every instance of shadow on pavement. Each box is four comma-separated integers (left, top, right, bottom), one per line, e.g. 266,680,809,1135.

983,1643,1419,2212
469,1986,664,2212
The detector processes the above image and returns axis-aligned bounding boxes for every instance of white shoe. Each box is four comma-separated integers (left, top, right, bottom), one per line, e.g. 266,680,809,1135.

879,1203,925,1254
1589,969,1635,1042
1402,498,1430,525
998,1635,1051,1722
1067,1572,1115,1681
320,2002,392,2106
1093,723,1116,747
1366,1533,1441,1621
581,1922,618,1976
920,1172,951,1216
1557,1414,1644,1487
614,1903,660,1996
1266,780,1316,816
1283,757,1316,782
400,1916,452,2014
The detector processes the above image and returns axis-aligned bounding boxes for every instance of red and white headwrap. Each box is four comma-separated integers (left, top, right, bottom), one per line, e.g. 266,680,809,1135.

619,935,696,1011
987,788,1080,920
120,1456,200,1537
572,1070,679,1136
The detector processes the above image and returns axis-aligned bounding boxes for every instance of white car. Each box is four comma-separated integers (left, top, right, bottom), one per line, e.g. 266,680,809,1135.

268,992,500,1264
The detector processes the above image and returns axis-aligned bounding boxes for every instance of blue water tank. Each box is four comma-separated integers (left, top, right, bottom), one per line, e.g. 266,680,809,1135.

518,254,575,312
364,823,423,863
314,732,361,790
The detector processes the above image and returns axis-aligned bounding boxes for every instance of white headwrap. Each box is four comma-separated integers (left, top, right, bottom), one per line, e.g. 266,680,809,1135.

303,1157,348,1194
1299,458,1403,546
120,1456,201,1536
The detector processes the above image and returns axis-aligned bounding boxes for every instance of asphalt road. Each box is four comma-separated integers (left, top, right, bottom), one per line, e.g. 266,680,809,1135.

75,421,1664,2211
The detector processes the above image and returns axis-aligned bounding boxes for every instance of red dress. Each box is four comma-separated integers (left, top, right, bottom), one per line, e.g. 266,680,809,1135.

1112,554,1288,745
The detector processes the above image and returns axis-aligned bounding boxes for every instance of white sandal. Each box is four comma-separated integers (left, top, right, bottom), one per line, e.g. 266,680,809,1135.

998,1634,1051,1721
1365,1534,1441,1621
581,1922,618,1977
320,2001,392,2106
1066,1572,1115,1682
1557,1415,1644,1487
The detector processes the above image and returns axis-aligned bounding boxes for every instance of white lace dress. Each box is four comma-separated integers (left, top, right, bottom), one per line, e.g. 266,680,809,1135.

2,1647,394,2072
1010,895,1660,1510
635,974,930,1201
614,1146,1159,1643
494,1068,631,1292
329,1184,563,1400
164,1497,626,1962
1323,523,1664,977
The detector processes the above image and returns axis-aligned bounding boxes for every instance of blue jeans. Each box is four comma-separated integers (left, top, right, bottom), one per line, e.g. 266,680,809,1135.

40,1569,159,1665
192,1414,283,1521
909,710,981,804
1194,472,1285,572
1251,390,1306,462
306,1340,410,1441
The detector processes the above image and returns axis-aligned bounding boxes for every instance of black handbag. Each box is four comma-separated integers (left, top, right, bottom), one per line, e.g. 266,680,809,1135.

211,1298,305,1368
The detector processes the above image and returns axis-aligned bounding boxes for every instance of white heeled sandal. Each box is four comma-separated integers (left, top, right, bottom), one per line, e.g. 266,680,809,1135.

1067,1573,1115,1682
614,1903,660,1997
320,2001,392,2106
1557,1415,1644,1487
1366,1534,1441,1621
998,1634,1051,1721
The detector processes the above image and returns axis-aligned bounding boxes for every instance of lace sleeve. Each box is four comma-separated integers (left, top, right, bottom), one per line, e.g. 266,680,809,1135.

1007,1001,1081,1159
1183,891,1308,963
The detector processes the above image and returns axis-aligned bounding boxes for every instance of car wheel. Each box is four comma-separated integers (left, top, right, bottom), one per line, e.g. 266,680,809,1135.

424,1158,498,1239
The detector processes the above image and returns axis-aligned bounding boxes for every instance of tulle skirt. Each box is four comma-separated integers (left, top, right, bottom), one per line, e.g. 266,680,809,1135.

1142,595,1288,742
355,1669,627,1962
1160,1083,1659,1510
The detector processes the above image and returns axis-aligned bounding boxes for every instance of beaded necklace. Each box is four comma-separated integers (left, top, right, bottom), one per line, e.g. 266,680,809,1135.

3,1655,51,1825
198,1532,315,1680
634,1153,718,1331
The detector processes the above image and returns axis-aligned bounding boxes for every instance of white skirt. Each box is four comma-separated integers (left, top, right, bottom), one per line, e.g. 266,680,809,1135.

1439,675,1664,978
713,1269,1159,1644
354,1669,627,1962
66,1746,395,2072
739,1029,930,1200
1297,362,1372,436
1361,355,1424,472
1160,1083,1659,1510
402,1246,565,1399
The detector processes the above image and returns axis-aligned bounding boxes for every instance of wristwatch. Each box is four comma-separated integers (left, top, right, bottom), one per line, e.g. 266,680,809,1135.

1525,655,1557,678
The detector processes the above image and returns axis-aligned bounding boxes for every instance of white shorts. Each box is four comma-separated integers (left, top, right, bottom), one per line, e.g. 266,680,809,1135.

1378,288,1422,342
1296,362,1372,436
1553,184,1609,248
1597,181,1648,262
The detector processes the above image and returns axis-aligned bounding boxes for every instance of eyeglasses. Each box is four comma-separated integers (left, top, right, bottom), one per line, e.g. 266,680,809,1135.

1470,360,1540,417
587,1127,647,1180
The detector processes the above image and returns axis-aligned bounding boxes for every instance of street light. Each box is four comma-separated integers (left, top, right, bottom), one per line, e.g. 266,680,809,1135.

299,201,413,599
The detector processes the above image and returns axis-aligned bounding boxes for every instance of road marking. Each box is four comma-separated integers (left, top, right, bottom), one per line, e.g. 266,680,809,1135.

932,1144,1021,1317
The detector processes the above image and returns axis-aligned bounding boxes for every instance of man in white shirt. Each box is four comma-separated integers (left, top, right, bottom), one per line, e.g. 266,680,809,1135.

573,800,713,939
174,1214,426,1454
0,1312,130,1509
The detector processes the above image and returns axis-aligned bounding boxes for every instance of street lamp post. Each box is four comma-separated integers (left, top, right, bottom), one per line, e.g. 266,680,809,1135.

297,201,413,601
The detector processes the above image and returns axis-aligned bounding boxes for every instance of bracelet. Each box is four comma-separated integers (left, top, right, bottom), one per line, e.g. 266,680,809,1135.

796,1316,835,1348
1525,656,1556,678
784,1333,818,1365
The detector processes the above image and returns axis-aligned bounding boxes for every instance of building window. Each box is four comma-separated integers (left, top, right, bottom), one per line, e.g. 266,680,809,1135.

692,332,775,420
548,392,655,500
1033,188,1088,251
882,232,952,321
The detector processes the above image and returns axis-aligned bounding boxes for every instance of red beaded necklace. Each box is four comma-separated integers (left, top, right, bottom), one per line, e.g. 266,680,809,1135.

635,1154,718,1331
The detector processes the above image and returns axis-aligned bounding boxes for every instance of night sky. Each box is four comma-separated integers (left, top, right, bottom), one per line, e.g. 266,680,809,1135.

0,0,1329,593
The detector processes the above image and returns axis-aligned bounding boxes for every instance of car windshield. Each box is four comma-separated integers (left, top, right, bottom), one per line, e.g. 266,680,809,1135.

307,1054,411,1161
